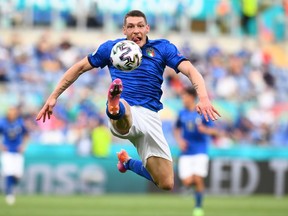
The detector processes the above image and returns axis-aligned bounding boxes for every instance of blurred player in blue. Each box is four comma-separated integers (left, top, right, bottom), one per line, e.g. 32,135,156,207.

36,10,220,191
174,87,219,216
0,106,29,205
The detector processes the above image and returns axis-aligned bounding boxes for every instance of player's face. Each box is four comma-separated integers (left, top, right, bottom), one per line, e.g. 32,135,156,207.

7,107,19,121
123,16,150,48
182,93,196,109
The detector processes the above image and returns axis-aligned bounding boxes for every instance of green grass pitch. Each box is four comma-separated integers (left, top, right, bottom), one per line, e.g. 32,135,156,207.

0,194,287,216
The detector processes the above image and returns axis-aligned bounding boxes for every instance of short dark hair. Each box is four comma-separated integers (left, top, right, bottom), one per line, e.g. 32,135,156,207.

123,10,147,26
183,87,197,98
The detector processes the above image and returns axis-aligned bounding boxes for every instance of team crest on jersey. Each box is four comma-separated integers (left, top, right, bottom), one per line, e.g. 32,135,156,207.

146,47,155,57
187,121,194,131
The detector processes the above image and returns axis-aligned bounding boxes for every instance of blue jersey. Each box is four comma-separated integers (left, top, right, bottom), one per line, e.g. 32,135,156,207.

88,38,187,112
175,109,213,155
0,118,28,153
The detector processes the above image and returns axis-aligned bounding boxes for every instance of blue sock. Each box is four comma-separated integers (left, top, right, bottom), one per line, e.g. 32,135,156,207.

106,101,125,120
195,191,203,208
5,176,14,195
125,159,154,182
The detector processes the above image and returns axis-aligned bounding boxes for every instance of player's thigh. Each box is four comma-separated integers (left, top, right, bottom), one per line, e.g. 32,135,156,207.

109,105,145,139
193,175,204,184
146,156,174,187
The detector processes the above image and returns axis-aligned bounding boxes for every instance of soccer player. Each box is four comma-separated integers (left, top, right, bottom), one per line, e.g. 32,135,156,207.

0,106,29,205
36,10,220,191
174,87,219,216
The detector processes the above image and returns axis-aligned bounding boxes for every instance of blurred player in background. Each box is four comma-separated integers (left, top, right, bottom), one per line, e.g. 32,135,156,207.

36,10,220,191
0,106,29,205
174,87,220,216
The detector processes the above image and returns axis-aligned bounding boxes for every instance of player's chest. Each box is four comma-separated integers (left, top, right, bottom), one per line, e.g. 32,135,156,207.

141,47,165,67
5,123,22,138
181,114,200,131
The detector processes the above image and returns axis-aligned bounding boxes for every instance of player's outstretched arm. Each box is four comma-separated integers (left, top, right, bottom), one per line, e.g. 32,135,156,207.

178,61,221,121
36,57,93,122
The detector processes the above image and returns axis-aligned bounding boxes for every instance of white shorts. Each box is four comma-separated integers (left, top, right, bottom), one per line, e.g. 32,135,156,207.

1,152,24,177
109,106,172,167
178,154,209,179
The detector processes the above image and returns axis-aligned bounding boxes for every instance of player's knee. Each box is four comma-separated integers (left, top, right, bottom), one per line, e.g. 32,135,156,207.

158,179,174,191
182,179,193,187
182,176,194,187
194,176,203,184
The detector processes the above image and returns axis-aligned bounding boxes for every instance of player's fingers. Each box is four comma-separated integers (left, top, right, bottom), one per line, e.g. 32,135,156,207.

36,104,49,121
202,109,209,122
212,107,221,117
36,112,43,121
207,109,218,121
43,111,46,123
36,108,47,121
196,106,202,115
48,110,53,119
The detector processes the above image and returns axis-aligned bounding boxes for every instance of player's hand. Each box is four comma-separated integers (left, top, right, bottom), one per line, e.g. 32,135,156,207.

0,144,7,152
196,122,206,133
178,139,187,151
36,97,57,122
18,145,25,153
196,97,221,122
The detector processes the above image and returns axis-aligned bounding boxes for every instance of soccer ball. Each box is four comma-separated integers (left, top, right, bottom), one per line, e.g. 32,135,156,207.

110,40,142,71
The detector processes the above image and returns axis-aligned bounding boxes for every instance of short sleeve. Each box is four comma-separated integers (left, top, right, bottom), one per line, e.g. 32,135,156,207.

175,113,182,128
21,120,28,135
87,41,112,68
0,119,4,134
163,41,187,73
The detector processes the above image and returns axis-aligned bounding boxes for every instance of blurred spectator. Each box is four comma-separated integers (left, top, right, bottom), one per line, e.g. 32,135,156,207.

91,119,112,158
57,36,80,70
0,42,10,82
216,53,252,101
215,0,232,34
271,121,288,147
0,1,287,151
205,45,226,96
0,28,287,149
240,0,259,36
12,46,39,83
34,32,62,83
284,0,288,16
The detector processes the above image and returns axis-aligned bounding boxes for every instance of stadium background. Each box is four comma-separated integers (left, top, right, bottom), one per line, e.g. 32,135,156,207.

0,0,288,201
